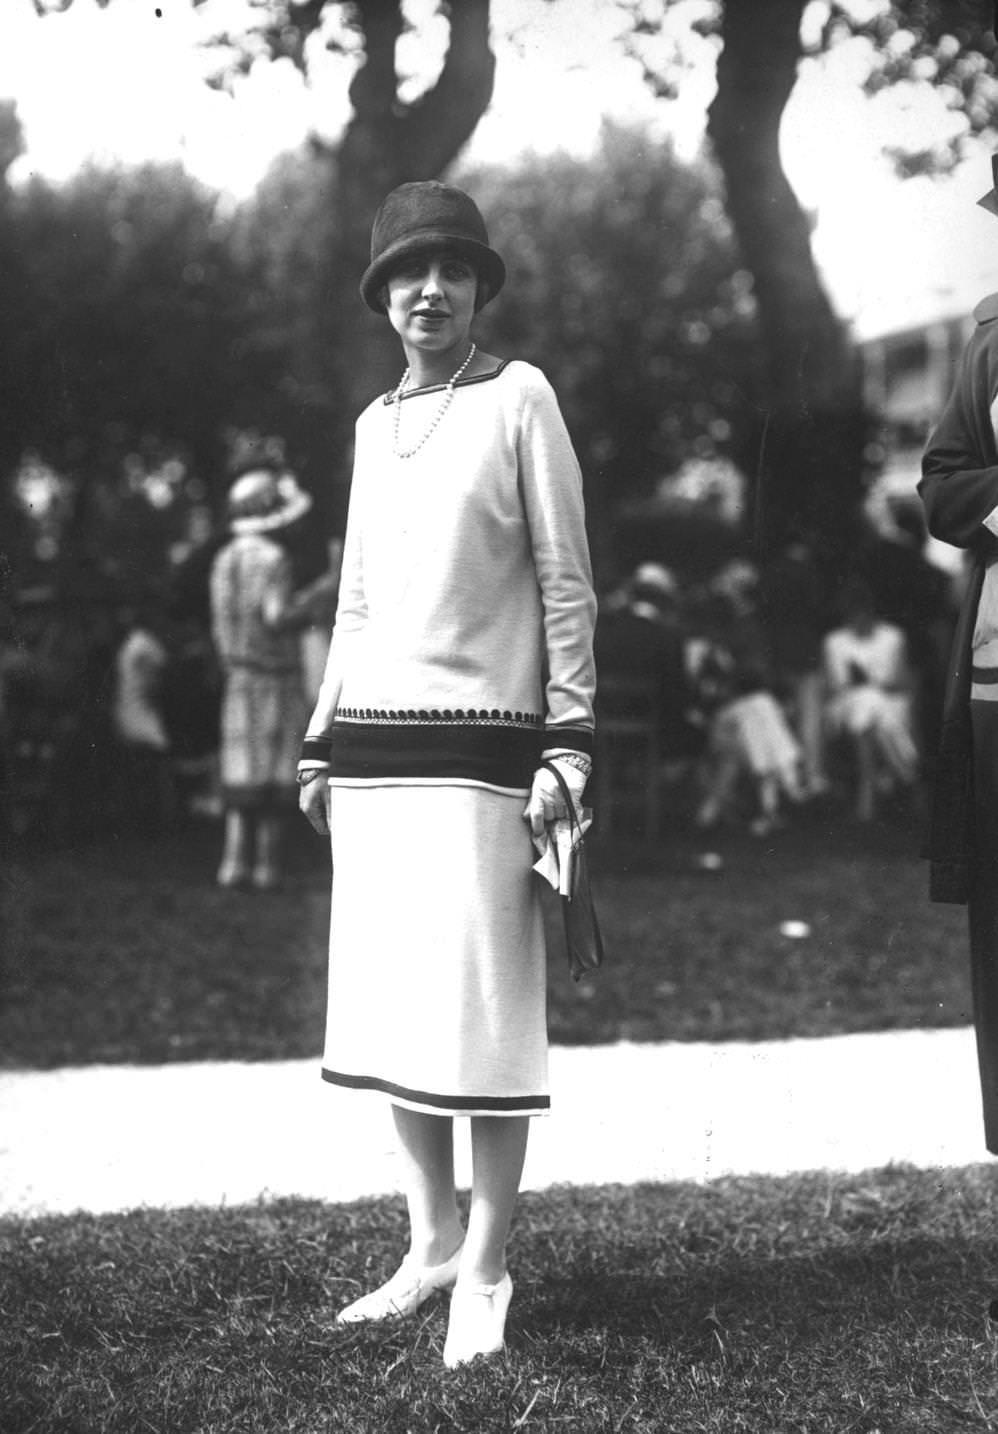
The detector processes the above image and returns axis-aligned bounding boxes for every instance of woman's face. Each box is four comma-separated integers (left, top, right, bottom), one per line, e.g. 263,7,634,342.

383,249,478,358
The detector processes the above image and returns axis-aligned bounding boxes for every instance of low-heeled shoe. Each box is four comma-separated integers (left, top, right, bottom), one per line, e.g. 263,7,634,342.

443,1271,513,1367
336,1244,464,1324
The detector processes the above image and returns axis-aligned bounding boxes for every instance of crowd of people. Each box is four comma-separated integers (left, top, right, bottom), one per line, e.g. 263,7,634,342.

1,491,958,857
595,503,958,834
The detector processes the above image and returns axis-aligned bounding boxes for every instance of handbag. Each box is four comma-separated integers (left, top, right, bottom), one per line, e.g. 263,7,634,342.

540,759,605,982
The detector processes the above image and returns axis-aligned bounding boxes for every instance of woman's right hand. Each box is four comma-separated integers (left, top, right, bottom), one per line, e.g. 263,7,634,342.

298,773,331,835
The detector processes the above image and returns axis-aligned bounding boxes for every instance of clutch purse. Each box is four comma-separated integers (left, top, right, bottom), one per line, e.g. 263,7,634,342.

540,759,605,982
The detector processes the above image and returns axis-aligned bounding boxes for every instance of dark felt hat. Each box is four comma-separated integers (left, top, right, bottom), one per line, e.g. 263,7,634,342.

359,181,505,313
978,153,998,216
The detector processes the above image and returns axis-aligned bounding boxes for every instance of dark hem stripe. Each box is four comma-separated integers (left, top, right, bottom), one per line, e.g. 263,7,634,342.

972,666,998,684
321,1067,550,1112
381,359,512,404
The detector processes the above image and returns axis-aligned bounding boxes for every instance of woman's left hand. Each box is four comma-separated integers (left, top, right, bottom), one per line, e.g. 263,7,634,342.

523,759,587,838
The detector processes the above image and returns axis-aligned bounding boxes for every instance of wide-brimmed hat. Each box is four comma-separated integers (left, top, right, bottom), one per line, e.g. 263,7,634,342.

359,181,506,314
979,153,998,215
227,469,313,535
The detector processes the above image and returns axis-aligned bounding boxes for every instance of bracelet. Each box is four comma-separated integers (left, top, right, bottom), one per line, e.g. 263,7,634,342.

554,752,593,778
296,767,328,787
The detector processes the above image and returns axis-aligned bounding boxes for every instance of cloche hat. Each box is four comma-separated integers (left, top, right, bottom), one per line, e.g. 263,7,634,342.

227,468,313,535
359,181,506,314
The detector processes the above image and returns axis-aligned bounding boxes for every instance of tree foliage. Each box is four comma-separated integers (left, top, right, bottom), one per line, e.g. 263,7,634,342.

0,107,762,590
620,0,998,555
3,159,254,594
465,125,763,567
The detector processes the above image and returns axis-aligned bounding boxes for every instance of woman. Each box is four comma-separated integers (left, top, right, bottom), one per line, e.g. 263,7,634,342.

822,575,919,822
210,464,314,889
297,181,597,1367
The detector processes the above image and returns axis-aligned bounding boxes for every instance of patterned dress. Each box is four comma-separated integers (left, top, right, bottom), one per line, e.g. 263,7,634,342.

211,533,307,811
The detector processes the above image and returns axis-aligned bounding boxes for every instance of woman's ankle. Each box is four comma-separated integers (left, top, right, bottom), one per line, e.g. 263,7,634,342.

407,1229,464,1268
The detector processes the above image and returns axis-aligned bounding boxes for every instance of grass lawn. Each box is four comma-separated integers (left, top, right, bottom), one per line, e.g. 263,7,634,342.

0,802,970,1068
3,1166,998,1433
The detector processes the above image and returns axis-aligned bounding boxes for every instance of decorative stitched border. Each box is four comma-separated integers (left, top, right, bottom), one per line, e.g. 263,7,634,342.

334,706,543,728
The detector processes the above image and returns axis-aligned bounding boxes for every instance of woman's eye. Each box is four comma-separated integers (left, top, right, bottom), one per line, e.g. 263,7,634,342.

443,262,473,281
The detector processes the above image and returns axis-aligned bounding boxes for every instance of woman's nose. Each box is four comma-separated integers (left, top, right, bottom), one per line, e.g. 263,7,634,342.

421,268,444,298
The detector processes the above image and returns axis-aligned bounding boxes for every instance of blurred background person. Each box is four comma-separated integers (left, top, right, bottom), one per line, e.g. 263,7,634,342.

857,497,956,770
760,532,830,799
690,589,804,835
110,596,175,833
595,562,696,760
823,574,919,822
210,463,315,890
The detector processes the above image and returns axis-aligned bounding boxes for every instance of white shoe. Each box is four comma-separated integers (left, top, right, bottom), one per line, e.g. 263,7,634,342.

336,1244,463,1324
443,1271,513,1368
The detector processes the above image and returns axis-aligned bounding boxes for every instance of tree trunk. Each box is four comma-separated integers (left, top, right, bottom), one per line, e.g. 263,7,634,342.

707,0,866,563
331,0,496,414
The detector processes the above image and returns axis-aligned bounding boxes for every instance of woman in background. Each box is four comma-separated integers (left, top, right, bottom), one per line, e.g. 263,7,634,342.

210,465,314,889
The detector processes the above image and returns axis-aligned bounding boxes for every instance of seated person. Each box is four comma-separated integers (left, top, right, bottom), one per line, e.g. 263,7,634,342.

822,575,919,821
690,595,804,835
594,563,696,764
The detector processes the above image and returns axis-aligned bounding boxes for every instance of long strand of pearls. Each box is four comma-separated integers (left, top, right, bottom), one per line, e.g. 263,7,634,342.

392,343,477,459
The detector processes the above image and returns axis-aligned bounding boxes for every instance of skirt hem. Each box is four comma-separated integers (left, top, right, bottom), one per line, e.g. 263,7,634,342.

321,1066,550,1118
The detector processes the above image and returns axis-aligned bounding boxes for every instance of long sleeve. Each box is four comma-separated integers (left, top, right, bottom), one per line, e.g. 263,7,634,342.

300,456,368,760
920,299,998,551
516,374,597,747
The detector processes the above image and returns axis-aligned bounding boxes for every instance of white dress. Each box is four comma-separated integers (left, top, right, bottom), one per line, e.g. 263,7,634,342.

823,621,918,778
304,360,597,1116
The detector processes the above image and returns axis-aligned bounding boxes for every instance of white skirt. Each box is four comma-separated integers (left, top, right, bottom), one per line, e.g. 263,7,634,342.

322,782,549,1117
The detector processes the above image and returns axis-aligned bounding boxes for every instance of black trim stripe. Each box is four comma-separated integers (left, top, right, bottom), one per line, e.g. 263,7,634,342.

544,726,594,757
321,1066,550,1112
306,720,595,771
972,666,998,684
329,719,542,787
381,359,512,404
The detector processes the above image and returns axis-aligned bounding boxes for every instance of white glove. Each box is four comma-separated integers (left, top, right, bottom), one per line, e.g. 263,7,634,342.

523,756,588,839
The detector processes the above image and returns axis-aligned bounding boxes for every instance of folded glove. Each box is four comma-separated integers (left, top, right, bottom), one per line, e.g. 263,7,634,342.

525,755,592,897
523,755,588,838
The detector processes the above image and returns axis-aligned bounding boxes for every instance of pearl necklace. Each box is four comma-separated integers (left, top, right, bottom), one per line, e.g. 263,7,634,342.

392,343,477,459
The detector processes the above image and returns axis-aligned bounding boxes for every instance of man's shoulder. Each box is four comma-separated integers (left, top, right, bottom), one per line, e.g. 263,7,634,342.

973,292,998,325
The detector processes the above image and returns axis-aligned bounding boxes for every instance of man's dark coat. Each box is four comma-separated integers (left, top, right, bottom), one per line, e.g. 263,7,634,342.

920,292,998,1152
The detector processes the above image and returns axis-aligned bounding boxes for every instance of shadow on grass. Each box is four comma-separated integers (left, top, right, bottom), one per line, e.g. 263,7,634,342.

4,1168,998,1433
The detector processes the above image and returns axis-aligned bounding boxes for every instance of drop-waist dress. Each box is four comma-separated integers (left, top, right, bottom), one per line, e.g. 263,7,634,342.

300,360,597,1116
